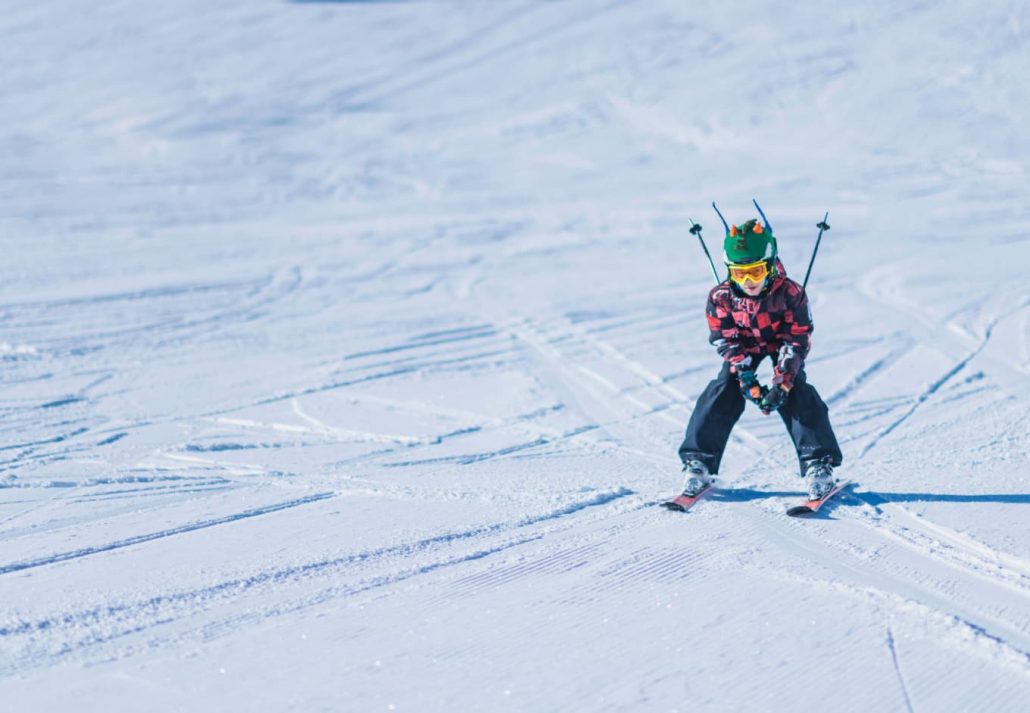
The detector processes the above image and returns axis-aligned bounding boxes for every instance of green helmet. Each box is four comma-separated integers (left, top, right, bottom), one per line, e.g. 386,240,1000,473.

723,218,777,265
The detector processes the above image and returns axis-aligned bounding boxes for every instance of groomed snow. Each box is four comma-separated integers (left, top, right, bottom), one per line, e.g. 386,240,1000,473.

1,1,1028,711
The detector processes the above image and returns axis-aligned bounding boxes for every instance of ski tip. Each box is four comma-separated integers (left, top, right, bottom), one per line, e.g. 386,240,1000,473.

660,486,714,513
786,481,853,516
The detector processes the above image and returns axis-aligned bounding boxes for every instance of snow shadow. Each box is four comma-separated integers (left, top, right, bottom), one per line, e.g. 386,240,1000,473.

708,488,851,518
710,490,1030,505
861,492,1030,505
709,489,802,502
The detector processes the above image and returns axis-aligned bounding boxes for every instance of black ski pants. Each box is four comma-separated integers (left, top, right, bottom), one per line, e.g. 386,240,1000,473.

678,358,842,476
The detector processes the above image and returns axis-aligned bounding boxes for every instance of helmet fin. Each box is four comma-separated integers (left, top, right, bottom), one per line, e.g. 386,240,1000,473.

712,202,731,234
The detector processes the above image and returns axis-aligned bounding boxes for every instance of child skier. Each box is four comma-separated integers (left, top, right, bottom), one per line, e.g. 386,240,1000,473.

677,216,843,500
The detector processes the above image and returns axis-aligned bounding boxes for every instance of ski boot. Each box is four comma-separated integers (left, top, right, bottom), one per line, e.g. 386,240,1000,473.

680,459,712,497
804,457,835,500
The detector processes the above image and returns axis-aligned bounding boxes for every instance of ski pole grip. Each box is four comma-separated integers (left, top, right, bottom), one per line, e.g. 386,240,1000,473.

688,218,721,284
802,212,830,290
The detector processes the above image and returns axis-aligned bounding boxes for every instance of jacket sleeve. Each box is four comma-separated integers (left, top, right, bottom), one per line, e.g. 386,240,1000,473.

706,287,752,370
772,282,812,389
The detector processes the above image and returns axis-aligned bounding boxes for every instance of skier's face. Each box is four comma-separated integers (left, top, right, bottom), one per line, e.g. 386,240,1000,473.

739,279,766,297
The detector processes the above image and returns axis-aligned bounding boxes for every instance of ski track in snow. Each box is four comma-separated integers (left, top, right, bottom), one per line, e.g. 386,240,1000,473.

0,492,335,576
1,0,1029,709
885,625,917,713
0,487,641,673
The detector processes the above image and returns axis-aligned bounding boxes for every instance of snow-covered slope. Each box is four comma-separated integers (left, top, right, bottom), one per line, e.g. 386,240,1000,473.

1,1,1028,710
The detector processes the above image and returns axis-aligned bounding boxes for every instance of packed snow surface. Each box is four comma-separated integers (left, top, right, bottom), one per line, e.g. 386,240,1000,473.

1,1,1029,711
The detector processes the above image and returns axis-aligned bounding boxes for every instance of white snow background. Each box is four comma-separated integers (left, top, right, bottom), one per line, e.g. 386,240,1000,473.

1,1,1029,711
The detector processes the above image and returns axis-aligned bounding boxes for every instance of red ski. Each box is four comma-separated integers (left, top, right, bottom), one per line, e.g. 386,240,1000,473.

786,480,851,516
661,485,714,512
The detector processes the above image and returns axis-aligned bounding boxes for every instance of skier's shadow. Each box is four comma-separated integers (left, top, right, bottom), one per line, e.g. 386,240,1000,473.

709,488,1030,519
858,492,1030,505
709,489,800,502
711,489,1030,505
709,487,851,518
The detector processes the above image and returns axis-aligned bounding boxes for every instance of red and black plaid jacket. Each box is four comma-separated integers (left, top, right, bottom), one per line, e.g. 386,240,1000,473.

705,260,812,390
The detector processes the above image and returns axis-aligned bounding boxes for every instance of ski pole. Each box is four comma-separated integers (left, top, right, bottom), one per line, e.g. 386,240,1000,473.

802,212,830,290
688,219,720,283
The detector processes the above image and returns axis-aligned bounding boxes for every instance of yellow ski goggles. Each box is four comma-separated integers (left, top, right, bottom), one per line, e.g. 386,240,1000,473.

728,259,770,286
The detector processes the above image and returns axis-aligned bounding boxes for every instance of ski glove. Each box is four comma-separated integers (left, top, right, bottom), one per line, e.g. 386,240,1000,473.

737,370,767,405
760,385,789,414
